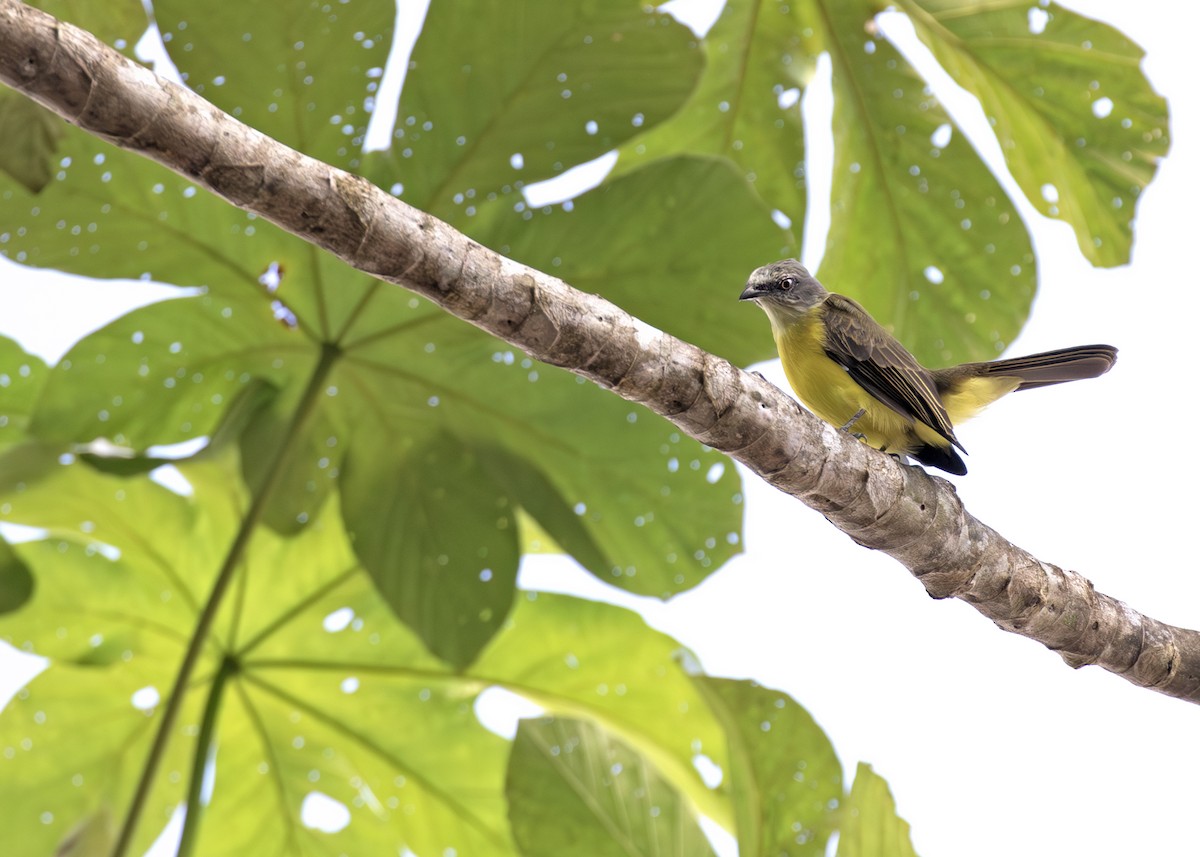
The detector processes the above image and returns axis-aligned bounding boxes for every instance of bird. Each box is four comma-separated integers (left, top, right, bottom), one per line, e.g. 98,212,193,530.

739,259,1117,475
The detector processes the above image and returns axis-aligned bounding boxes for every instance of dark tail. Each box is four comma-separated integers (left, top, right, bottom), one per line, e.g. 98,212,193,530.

912,443,968,476
939,345,1117,392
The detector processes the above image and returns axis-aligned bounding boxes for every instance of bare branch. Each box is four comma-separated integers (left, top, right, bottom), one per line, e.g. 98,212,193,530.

1,0,1195,703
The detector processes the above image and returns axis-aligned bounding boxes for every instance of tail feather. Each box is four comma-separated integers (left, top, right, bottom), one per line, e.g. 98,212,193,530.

938,345,1117,392
912,443,968,476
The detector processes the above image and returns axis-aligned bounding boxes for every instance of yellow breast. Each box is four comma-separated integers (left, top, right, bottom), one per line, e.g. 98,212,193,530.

770,308,941,455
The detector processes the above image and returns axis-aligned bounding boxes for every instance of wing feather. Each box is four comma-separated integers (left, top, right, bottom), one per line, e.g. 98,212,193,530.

821,294,962,450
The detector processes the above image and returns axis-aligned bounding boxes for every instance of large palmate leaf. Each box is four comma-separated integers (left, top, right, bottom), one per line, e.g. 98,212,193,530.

0,0,748,667
0,451,728,855
19,269,744,658
615,0,1166,365
898,0,1169,268
814,0,1036,365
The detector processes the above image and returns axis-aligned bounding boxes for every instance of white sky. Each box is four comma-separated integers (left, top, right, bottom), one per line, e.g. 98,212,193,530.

1,1,1197,856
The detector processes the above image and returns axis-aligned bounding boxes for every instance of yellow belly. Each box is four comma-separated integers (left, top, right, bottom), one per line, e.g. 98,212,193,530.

772,314,945,455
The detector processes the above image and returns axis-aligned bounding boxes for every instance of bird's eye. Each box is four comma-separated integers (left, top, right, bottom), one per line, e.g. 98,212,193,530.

779,277,795,291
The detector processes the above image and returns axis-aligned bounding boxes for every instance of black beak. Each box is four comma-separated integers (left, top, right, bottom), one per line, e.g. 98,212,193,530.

739,283,767,301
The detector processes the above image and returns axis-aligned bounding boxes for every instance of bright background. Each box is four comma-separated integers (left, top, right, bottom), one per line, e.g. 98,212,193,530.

2,1,1197,855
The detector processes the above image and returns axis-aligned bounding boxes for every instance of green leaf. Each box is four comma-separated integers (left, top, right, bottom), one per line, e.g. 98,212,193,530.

153,0,394,168
22,258,739,604
341,432,521,670
0,91,66,193
27,0,147,48
507,717,717,857
0,453,517,856
1,4,745,602
337,312,743,599
0,0,146,191
480,155,794,366
235,371,343,534
0,126,286,295
370,0,704,220
475,592,729,823
0,455,211,856
899,0,1169,267
0,334,48,451
0,124,361,344
817,0,1035,365
29,293,298,449
618,0,819,234
478,449,607,569
0,445,218,645
53,805,117,857
203,660,514,856
74,376,278,478
0,453,734,854
694,678,842,856
0,661,197,857
0,539,34,615
836,763,920,857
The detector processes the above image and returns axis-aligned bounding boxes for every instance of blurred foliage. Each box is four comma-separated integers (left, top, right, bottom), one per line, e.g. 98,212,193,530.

0,0,1166,853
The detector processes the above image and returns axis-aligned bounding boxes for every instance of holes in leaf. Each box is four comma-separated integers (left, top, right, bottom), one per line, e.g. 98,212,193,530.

930,123,952,149
149,465,194,497
299,791,350,833
131,686,160,711
692,753,723,788
474,687,544,739
322,607,355,633
258,261,282,292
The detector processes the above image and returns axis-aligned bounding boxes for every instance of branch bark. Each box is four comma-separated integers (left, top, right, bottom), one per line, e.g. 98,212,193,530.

1,0,1196,703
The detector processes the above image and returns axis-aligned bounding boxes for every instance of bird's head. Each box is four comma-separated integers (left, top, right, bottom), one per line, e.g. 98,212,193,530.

739,259,828,323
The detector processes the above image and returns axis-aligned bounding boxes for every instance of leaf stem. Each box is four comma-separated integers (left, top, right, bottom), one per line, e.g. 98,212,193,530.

175,655,235,857
111,343,341,857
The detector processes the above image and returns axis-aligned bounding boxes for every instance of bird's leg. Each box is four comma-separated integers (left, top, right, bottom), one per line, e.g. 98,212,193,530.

839,408,868,440
840,408,866,432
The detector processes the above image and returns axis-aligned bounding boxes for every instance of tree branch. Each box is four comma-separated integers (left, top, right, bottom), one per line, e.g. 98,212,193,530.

1,0,1196,703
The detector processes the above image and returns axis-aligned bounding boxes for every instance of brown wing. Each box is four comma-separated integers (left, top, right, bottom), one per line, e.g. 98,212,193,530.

821,294,963,451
